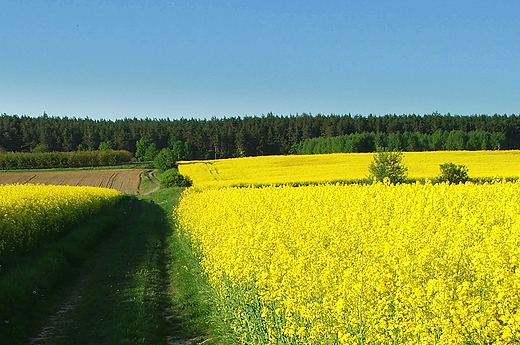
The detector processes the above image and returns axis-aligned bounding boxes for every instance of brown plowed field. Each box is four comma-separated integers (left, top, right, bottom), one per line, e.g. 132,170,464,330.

0,169,145,194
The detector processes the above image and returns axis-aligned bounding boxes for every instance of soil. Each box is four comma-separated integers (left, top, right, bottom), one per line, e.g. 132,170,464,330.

0,169,144,194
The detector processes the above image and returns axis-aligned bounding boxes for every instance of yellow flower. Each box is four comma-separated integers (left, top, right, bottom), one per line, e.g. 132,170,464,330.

175,182,520,344
1,184,121,257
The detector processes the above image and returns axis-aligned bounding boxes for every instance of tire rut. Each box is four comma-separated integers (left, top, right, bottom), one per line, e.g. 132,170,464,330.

28,197,198,345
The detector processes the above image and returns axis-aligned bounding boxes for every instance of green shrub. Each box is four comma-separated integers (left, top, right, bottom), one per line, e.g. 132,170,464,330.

98,141,114,151
0,150,133,170
97,150,119,166
154,149,178,171
160,169,192,188
31,144,50,153
437,162,469,184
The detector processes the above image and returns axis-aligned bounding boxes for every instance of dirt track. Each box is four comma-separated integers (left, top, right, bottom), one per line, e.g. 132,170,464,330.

0,169,145,194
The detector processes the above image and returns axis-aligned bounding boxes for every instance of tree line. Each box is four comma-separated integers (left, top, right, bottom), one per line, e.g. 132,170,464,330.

290,130,507,154
1,112,520,159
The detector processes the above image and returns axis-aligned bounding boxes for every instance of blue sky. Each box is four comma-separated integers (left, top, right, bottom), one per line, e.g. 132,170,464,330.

2,0,519,120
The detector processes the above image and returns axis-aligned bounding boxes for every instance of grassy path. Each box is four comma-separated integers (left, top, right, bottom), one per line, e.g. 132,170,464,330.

25,188,205,345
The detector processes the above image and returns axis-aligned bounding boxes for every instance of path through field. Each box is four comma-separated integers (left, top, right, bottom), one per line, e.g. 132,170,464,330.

0,169,144,194
25,190,207,345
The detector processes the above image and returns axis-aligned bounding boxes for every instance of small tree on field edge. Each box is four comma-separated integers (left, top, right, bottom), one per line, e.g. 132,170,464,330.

437,162,469,184
154,148,178,171
135,137,151,161
368,150,408,184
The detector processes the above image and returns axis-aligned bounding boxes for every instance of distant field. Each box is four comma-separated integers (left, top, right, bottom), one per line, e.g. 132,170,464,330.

178,150,520,188
0,169,144,194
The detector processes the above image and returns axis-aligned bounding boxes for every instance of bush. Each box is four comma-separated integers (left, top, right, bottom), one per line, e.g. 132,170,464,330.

31,144,50,153
98,141,114,151
0,150,133,170
368,150,408,184
97,150,119,166
154,149,178,171
437,162,469,184
160,169,192,188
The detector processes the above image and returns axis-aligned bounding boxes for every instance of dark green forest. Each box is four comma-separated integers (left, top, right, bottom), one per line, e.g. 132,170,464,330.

1,112,520,159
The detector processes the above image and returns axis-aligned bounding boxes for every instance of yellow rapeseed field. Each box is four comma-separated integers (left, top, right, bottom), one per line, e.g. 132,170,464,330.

178,150,520,188
0,184,121,257
175,182,520,344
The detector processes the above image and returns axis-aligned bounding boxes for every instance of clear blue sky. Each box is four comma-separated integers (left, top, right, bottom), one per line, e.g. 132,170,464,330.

2,0,519,120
